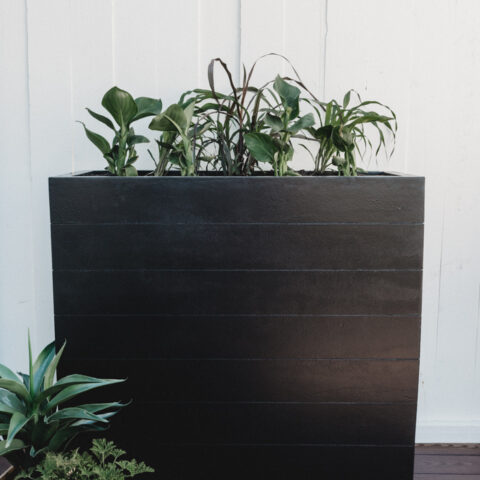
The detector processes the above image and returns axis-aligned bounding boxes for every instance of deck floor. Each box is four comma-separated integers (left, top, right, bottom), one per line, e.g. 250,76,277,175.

415,445,480,479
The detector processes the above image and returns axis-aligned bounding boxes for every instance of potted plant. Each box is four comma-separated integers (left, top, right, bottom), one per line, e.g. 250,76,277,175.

0,336,125,476
49,55,424,479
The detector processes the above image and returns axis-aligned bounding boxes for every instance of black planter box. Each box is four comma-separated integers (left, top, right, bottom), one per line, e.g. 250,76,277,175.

49,172,424,480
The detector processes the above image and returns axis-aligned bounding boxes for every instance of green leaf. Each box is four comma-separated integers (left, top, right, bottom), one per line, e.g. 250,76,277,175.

79,122,111,155
46,407,109,424
6,412,31,447
149,104,187,133
343,90,351,108
244,133,278,163
264,113,283,132
0,438,25,456
0,364,20,382
47,427,80,452
32,341,55,395
127,134,149,146
133,97,162,121
124,165,138,176
0,379,30,402
44,342,66,390
273,75,300,118
0,404,17,415
102,86,138,128
46,379,124,410
77,401,129,413
289,113,315,134
0,389,25,413
86,108,115,130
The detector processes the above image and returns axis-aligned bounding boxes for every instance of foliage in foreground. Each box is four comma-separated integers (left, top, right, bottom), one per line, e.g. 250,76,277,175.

14,438,153,480
0,335,125,461
81,54,397,176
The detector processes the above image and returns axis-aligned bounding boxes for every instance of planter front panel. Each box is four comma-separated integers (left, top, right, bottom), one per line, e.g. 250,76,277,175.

50,175,424,480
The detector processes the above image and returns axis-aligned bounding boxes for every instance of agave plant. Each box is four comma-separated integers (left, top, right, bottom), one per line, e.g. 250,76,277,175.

80,86,162,176
0,336,125,462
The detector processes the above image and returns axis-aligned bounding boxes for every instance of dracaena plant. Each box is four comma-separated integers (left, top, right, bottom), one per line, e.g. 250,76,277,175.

80,87,162,176
0,335,125,462
244,75,314,176
304,90,397,175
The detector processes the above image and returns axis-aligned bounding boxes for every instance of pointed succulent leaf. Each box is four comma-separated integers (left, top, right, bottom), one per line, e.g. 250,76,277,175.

46,379,124,410
76,401,129,413
86,108,115,130
0,379,30,402
44,342,66,390
6,412,31,447
46,407,109,424
102,86,138,128
0,389,25,413
0,364,20,382
0,438,25,456
79,122,111,155
149,104,187,133
127,134,149,146
32,341,55,395
133,97,162,121
244,133,278,163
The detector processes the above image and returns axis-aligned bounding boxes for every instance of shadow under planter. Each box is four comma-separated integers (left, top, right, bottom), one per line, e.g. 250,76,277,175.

49,172,424,480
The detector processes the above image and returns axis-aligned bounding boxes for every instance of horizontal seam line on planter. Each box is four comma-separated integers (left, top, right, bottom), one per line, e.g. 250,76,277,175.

62,357,418,362
54,313,421,318
53,268,423,272
50,221,425,226
123,401,418,406
147,443,414,448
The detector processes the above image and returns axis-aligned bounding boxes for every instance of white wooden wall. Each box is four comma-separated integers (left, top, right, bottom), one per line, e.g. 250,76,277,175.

1,0,479,443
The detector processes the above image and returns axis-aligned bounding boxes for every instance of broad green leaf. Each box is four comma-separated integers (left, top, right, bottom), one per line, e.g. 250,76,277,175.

46,379,124,410
43,341,66,390
6,412,30,447
46,407,109,424
264,113,283,133
0,438,25,456
32,341,55,395
0,379,30,402
273,75,300,118
244,133,278,163
86,108,115,130
127,134,149,146
0,404,17,415
149,104,187,133
79,122,111,154
343,90,351,108
102,86,138,128
289,113,315,134
183,101,195,129
0,364,20,382
133,97,162,121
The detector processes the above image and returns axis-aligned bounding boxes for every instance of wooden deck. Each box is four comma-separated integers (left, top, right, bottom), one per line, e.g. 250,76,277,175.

415,445,480,479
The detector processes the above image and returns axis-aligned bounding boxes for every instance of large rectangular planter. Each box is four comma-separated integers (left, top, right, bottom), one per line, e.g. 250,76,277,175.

49,173,424,480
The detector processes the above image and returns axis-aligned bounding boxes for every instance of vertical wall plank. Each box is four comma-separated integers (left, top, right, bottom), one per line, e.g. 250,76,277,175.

0,0,35,371
26,0,74,353
71,0,113,172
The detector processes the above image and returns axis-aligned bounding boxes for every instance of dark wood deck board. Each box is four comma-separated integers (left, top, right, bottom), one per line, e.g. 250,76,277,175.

414,445,480,479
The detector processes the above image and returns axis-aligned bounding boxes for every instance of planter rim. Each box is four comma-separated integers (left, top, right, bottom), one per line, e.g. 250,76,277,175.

51,170,423,179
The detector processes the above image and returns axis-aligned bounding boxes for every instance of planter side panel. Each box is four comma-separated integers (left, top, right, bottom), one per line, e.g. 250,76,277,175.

50,175,424,480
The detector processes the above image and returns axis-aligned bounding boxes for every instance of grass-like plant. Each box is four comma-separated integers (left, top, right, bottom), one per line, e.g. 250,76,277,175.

14,438,153,480
0,336,125,463
81,87,162,176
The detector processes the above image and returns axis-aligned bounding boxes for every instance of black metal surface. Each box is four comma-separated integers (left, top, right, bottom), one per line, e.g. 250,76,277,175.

49,173,424,479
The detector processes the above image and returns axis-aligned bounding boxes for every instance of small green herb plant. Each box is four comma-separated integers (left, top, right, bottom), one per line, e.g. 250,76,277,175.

14,438,153,480
81,87,162,176
0,335,126,463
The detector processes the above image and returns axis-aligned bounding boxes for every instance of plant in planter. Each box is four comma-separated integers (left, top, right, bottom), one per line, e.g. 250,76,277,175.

80,86,162,176
14,438,153,480
0,335,125,466
49,54,423,479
